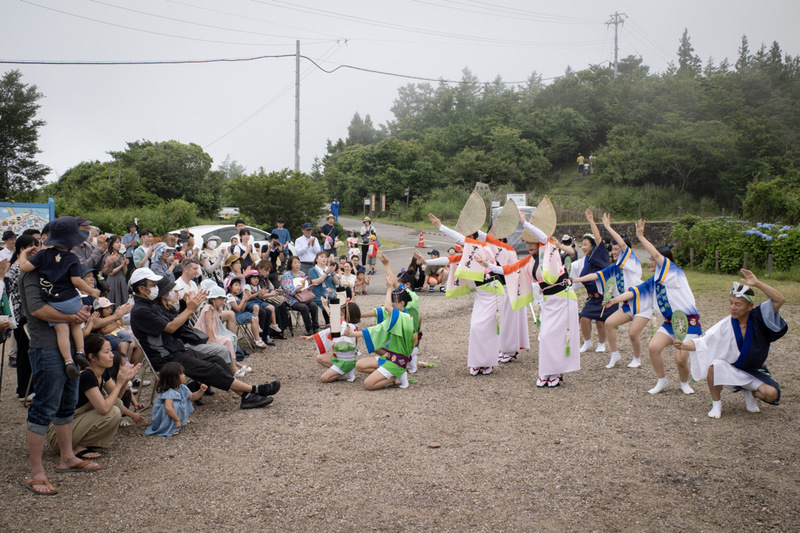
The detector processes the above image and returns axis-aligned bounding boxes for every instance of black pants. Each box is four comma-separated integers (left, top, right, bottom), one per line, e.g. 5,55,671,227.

14,318,32,398
160,348,236,391
361,244,369,266
290,301,319,333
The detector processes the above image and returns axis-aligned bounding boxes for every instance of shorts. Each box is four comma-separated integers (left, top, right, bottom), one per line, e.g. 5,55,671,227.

622,303,652,320
427,276,440,285
331,355,357,374
105,330,132,351
367,256,376,265
656,326,700,344
47,295,82,326
740,366,781,405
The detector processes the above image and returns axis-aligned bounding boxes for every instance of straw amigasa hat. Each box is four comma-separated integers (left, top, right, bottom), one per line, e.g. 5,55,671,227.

521,196,557,243
455,191,486,237
488,198,520,239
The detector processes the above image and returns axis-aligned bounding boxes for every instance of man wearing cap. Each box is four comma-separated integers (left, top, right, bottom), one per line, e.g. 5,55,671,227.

121,223,140,278
0,229,16,262
71,216,105,271
20,221,98,494
129,268,279,410
294,222,320,274
422,250,448,292
359,217,376,267
150,242,179,282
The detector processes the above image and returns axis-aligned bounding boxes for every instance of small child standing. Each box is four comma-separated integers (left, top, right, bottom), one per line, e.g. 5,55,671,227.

347,231,360,262
20,216,100,378
353,271,369,296
145,362,206,437
301,301,362,382
366,235,379,275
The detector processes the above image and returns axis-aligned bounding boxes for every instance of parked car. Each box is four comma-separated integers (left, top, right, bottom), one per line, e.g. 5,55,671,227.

171,224,274,254
489,205,536,255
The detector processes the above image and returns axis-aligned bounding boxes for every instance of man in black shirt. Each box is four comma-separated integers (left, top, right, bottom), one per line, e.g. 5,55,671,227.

129,268,279,410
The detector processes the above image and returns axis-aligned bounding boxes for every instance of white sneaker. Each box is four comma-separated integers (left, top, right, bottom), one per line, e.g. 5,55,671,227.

254,340,267,348
627,358,642,368
234,368,246,378
398,372,409,388
345,369,356,382
680,382,695,395
744,390,760,412
708,401,722,418
595,343,606,353
579,340,593,353
536,376,547,387
605,351,621,369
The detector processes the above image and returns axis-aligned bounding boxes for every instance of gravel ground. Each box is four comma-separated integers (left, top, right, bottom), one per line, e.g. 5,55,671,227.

1,286,799,532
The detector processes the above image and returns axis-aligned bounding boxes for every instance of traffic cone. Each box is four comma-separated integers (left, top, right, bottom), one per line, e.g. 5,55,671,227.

455,241,462,253
417,230,425,248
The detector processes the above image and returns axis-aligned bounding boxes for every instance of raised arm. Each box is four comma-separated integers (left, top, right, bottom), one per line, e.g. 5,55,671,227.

521,206,547,244
634,219,663,266
585,209,601,246
602,213,627,251
742,269,785,312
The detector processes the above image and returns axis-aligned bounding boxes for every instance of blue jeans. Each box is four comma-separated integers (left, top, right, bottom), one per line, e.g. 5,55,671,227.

27,347,79,435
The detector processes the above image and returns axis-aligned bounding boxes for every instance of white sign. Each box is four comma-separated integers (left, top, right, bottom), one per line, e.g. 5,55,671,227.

491,201,500,208
506,193,527,206
364,198,371,206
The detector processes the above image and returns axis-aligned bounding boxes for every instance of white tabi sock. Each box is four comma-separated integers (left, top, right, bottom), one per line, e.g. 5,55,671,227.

595,342,606,352
744,390,760,412
580,340,593,353
345,369,356,382
648,377,669,394
409,347,419,374
398,371,409,389
627,357,642,368
708,400,722,418
605,351,621,368
680,381,695,394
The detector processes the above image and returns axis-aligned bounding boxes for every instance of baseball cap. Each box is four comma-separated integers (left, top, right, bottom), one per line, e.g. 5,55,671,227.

301,222,313,230
427,249,440,255
129,267,162,286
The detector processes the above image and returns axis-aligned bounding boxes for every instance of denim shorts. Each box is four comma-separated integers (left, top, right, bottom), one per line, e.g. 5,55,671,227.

47,295,82,326
105,330,132,351
27,347,79,435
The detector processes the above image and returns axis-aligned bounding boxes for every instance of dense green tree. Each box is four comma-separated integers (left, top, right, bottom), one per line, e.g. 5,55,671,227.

0,70,49,199
224,169,327,235
677,29,702,76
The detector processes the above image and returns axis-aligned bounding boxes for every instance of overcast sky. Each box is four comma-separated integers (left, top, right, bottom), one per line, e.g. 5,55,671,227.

2,0,797,183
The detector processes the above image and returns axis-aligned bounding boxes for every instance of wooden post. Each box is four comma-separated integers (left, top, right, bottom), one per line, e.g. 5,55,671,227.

768,254,774,275
743,252,749,270
678,205,682,218
689,248,694,268
715,250,719,273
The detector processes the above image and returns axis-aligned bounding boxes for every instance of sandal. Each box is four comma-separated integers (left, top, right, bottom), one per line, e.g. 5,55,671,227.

75,447,102,460
54,459,102,473
118,417,133,428
24,477,58,495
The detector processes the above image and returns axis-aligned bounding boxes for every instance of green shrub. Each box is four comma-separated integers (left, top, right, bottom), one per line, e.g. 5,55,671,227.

671,217,799,274
75,199,199,236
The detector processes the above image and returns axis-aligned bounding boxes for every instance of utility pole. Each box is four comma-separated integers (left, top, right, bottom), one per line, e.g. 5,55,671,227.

294,40,300,172
605,12,627,78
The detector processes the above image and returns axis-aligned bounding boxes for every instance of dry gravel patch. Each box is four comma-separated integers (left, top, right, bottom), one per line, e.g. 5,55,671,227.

1,290,799,532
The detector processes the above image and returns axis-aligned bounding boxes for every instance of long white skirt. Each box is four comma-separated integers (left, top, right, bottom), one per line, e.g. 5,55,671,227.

499,291,530,354
467,289,501,368
538,292,580,377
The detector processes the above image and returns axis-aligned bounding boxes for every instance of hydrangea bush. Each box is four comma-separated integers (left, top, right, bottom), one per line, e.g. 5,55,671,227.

670,217,799,274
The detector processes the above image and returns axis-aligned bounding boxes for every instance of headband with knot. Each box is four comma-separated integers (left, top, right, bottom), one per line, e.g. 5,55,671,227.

730,282,754,304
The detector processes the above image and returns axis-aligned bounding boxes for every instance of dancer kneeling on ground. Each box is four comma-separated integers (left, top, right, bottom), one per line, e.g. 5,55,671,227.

129,268,280,409
604,220,700,395
302,300,362,383
675,269,787,419
352,274,416,390
571,212,648,369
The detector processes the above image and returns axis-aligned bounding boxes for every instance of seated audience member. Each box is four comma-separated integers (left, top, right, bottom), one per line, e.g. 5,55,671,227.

282,256,319,335
421,249,447,292
255,260,291,332
46,333,143,460
150,242,178,283
234,229,259,271
129,268,279,409
71,216,105,271
132,230,155,269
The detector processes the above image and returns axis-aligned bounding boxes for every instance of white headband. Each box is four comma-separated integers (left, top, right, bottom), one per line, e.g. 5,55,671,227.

730,282,754,303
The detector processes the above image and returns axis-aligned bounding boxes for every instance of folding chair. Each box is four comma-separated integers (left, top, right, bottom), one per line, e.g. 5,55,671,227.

236,322,257,351
289,309,305,337
130,334,159,410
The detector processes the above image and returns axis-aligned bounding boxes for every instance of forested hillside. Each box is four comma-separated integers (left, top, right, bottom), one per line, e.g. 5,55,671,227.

323,34,800,223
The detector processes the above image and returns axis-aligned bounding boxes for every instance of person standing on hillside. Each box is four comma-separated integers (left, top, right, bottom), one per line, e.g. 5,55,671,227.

577,153,585,176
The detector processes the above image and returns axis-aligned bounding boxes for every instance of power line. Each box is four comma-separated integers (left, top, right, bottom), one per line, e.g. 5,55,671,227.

414,0,603,25
19,0,333,47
